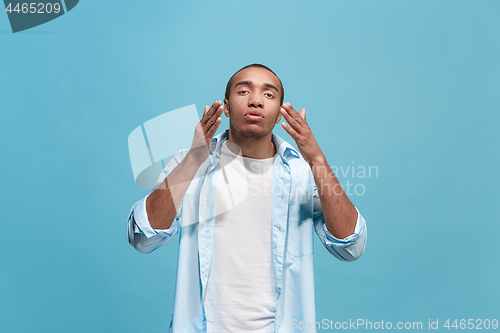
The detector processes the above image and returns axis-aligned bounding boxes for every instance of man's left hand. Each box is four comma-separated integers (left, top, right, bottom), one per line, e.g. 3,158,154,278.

280,102,324,166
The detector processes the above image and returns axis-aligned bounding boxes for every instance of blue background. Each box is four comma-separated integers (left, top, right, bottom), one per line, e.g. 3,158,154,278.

1,0,498,332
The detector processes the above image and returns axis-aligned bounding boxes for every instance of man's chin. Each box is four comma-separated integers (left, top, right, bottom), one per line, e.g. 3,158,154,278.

231,123,274,141
239,127,272,140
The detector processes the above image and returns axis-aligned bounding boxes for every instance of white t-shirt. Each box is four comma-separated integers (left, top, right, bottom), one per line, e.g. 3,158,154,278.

204,141,276,333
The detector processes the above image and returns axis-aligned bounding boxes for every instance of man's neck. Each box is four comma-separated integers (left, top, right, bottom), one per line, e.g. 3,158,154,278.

226,128,276,159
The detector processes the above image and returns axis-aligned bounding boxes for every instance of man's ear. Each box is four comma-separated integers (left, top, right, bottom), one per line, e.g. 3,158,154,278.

223,99,230,117
276,106,282,124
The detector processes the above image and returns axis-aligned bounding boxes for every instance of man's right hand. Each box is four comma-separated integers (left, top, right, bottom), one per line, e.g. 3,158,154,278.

189,100,224,164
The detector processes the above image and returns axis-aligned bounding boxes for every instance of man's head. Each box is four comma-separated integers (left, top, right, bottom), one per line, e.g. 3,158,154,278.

223,64,284,140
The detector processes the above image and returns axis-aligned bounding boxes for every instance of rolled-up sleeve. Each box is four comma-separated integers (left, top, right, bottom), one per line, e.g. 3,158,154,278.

127,194,181,254
127,150,187,254
314,207,367,261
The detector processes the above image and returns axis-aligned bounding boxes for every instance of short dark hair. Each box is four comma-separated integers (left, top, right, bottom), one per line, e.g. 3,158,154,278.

225,63,284,106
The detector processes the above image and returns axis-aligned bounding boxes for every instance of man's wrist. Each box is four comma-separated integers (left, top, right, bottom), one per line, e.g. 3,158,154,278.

186,149,208,167
308,152,327,169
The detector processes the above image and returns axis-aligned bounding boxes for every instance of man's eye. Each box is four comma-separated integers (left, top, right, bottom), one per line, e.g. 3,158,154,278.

265,93,275,98
238,90,249,94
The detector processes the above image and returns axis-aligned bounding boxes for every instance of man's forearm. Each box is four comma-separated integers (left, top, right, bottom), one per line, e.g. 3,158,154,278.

310,154,358,239
278,102,358,238
146,152,204,230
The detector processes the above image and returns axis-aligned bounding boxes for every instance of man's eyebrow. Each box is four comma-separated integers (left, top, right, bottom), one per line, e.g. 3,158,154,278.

234,80,253,89
234,80,280,94
263,83,280,94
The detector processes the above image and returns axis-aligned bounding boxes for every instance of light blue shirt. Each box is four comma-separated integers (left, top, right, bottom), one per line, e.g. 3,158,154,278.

127,130,367,333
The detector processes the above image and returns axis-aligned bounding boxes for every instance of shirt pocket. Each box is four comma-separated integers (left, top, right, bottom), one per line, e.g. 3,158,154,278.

286,203,314,257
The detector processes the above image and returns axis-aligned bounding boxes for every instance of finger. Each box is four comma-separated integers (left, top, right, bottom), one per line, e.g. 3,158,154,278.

282,102,300,116
205,100,220,120
280,106,303,133
282,102,305,127
201,100,222,126
281,121,300,140
206,116,222,139
203,104,223,131
299,108,306,121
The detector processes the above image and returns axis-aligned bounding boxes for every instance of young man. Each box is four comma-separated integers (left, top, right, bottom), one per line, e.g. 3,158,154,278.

127,64,367,332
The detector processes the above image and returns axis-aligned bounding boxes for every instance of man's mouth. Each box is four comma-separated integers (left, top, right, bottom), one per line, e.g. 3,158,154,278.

245,112,264,120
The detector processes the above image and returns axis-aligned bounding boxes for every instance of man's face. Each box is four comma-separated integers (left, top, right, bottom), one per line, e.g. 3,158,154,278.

224,67,282,140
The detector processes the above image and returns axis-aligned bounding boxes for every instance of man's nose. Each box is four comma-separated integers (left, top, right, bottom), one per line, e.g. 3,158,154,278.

248,93,263,108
